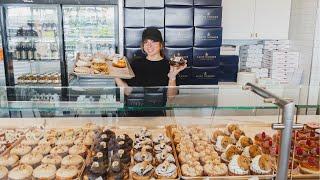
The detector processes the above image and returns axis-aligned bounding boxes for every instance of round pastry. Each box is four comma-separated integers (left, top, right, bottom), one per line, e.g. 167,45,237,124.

178,151,200,164
0,154,19,169
154,143,172,154
87,161,108,179
20,152,43,168
288,160,300,175
114,141,132,153
169,55,186,67
8,164,33,180
112,58,127,68
154,160,177,179
21,139,39,147
294,146,308,162
32,164,56,180
228,155,250,176
10,144,31,156
0,166,8,180
76,60,91,67
131,161,154,180
55,165,78,180
230,129,245,144
135,128,152,139
199,153,221,166
215,136,233,154
42,154,62,168
203,162,228,176
38,137,56,146
50,145,69,157
112,149,131,168
61,155,84,168
176,141,194,153
133,143,152,154
221,144,242,163
55,137,74,147
94,142,108,155
68,144,87,157
92,57,105,64
155,151,175,164
236,136,253,151
250,154,273,175
181,161,203,177
134,150,153,164
242,145,263,159
299,156,320,174
32,144,51,155
116,134,133,147
153,133,171,145
108,160,129,180
298,139,318,150
254,132,272,146
226,124,240,135
260,139,274,154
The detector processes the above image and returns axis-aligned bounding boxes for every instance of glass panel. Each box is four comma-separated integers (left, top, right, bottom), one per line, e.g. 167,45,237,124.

5,5,61,86
0,27,5,86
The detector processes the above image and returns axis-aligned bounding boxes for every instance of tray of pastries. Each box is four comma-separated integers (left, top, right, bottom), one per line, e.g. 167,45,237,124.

17,72,61,85
166,124,278,179
0,124,99,180
73,52,135,79
83,126,180,180
0,128,28,156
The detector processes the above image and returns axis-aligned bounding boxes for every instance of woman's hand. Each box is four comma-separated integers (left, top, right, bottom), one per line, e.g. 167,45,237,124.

168,61,187,80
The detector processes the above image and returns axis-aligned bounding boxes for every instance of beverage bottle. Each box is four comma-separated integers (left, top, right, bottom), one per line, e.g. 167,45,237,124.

21,42,27,60
15,43,21,60
27,42,34,60
32,43,36,60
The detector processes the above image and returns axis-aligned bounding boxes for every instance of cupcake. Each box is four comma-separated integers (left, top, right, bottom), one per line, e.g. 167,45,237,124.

32,164,56,180
8,164,33,180
154,142,172,154
133,143,152,154
61,155,84,168
181,161,203,177
112,149,131,168
134,150,153,164
116,134,133,147
215,136,233,154
153,133,171,145
254,132,272,146
56,165,78,180
108,160,129,180
69,144,87,157
0,166,8,180
42,154,62,168
299,156,320,174
226,124,240,135
32,144,51,155
230,129,245,144
155,151,176,164
228,155,250,176
131,161,154,180
250,154,273,175
86,161,108,179
154,160,177,179
178,151,200,164
203,162,228,176
242,145,263,159
236,136,253,151
10,144,31,156
55,137,74,147
221,145,242,163
20,153,43,168
50,145,69,157
21,139,39,148
0,154,19,169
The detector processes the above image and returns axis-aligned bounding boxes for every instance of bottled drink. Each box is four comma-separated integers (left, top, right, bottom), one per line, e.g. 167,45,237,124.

15,43,22,60
31,42,36,60
16,27,24,36
21,42,27,60
27,42,34,60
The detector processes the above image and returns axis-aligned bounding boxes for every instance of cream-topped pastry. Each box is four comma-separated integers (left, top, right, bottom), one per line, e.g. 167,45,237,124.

69,144,87,156
61,155,84,167
32,144,51,155
42,154,62,167
242,145,262,159
20,152,43,168
156,152,175,164
134,151,153,163
236,136,253,151
250,155,272,175
226,124,240,136
10,144,31,156
55,137,74,146
228,155,250,176
204,162,228,176
131,161,153,178
50,145,68,156
0,154,19,168
155,161,177,178
8,164,33,180
215,136,233,153
221,144,241,163
154,143,172,153
33,164,56,179
153,133,171,144
56,165,78,179
230,129,245,144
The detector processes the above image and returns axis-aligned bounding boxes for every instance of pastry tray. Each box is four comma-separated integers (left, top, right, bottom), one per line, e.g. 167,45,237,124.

166,124,277,180
72,53,135,79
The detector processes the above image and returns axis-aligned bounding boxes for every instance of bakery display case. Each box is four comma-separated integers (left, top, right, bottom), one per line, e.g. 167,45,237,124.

0,83,318,179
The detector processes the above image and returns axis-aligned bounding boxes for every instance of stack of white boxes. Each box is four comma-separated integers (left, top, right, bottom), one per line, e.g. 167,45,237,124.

261,40,290,52
239,44,269,78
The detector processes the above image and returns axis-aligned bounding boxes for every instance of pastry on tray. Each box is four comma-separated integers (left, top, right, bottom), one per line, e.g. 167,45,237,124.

10,144,32,157
116,134,133,148
154,160,178,179
299,156,320,174
181,161,203,177
56,165,78,180
8,164,33,180
254,132,272,146
61,155,84,168
203,162,228,176
215,136,233,154
221,144,242,163
32,164,56,180
228,155,250,176
226,124,240,136
236,136,253,151
20,152,43,168
0,165,8,180
108,160,129,180
41,154,62,168
112,149,131,169
134,149,153,164
242,144,263,159
250,154,273,175
50,145,69,157
154,142,173,154
153,133,171,145
155,151,176,164
0,154,19,169
131,161,154,180
76,60,92,67
230,129,245,144
74,66,94,74
68,144,87,157
86,152,108,180
32,144,51,156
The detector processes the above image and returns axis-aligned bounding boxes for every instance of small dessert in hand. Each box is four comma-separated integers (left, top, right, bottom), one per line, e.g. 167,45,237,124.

32,164,56,180
8,164,33,180
236,136,253,151
215,136,233,154
299,156,320,174
131,161,154,180
242,145,263,159
254,132,272,146
181,161,203,177
56,165,78,179
0,166,8,180
221,144,242,163
169,55,186,67
250,154,273,175
203,162,228,176
154,160,177,179
228,155,250,176
109,160,129,180
211,129,226,144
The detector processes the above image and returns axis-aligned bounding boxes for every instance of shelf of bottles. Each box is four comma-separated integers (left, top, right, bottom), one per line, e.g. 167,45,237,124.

5,5,62,85
62,6,117,74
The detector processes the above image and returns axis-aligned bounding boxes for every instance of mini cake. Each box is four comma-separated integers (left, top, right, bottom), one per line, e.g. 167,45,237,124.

8,164,33,180
131,161,154,180
10,144,31,156
203,162,228,176
20,152,43,168
133,143,152,154
69,144,87,157
178,151,200,164
181,161,203,177
87,161,108,179
32,144,51,155
221,144,242,163
108,160,129,180
155,151,176,164
299,156,320,174
111,149,131,168
154,160,177,179
215,136,233,154
61,155,84,168
154,142,172,154
56,165,78,180
21,139,39,147
236,136,253,150
242,145,263,159
135,128,152,139
116,134,133,148
55,137,74,147
0,166,8,180
254,132,272,146
42,154,62,168
32,164,56,180
134,150,153,164
226,124,240,135
114,141,132,153
250,154,273,175
0,154,19,169
94,142,108,155
228,155,250,176
169,55,186,67
231,129,245,144
50,145,69,157
153,133,171,145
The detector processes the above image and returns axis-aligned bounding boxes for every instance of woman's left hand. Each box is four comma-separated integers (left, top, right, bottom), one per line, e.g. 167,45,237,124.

168,61,187,80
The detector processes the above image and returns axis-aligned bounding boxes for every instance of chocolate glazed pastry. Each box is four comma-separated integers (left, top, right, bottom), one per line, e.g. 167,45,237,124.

116,134,133,148
87,152,108,179
109,160,129,180
114,141,132,153
112,149,131,169
94,142,108,156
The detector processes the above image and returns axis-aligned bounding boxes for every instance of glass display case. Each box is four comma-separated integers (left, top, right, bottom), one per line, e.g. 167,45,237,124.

0,27,5,86
0,84,318,179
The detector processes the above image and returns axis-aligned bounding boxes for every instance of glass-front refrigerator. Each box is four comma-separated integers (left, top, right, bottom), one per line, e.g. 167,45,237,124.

0,27,5,86
3,5,62,86
63,5,117,81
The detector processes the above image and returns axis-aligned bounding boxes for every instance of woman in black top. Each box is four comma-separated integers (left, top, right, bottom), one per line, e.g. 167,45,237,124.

115,27,186,116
